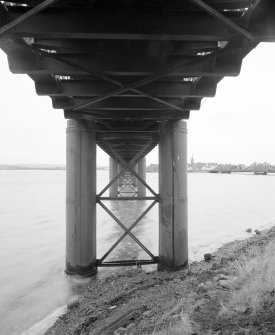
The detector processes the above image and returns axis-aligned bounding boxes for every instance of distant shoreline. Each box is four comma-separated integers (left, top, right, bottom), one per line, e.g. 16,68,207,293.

0,167,66,170
0,166,108,170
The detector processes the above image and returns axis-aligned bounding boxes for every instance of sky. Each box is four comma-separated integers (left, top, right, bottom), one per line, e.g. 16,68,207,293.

0,43,274,166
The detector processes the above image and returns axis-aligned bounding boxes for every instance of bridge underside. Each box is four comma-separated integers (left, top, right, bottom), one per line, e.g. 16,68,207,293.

0,0,274,162
0,0,274,274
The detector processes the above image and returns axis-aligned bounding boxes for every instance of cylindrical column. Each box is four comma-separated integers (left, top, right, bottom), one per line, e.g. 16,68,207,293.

137,157,146,197
132,163,138,187
109,157,119,197
159,120,188,270
66,119,97,276
118,164,123,187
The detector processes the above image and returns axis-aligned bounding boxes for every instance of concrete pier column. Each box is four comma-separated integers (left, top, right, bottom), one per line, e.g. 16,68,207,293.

132,163,138,187
109,157,119,197
118,164,123,187
66,119,97,276
137,157,146,197
159,120,188,270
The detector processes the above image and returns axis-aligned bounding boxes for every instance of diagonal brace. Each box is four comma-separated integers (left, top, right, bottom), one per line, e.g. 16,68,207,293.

187,0,255,41
98,200,155,259
98,162,134,197
106,144,157,197
71,53,214,111
0,0,60,35
98,143,153,197
99,200,157,263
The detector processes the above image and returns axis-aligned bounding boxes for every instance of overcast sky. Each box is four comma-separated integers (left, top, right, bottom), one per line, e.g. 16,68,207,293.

0,43,274,166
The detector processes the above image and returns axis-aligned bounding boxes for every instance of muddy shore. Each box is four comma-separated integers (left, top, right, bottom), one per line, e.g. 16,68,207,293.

45,227,275,335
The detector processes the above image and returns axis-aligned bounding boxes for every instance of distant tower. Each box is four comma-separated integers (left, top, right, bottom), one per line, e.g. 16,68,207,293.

191,155,195,167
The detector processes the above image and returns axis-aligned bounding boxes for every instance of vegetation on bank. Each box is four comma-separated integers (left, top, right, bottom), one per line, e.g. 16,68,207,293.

45,227,275,335
225,241,275,315
150,236,275,335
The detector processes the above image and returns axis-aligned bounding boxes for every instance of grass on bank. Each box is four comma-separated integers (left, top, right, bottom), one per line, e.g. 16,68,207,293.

150,294,200,335
224,241,275,314
152,312,195,335
151,239,275,335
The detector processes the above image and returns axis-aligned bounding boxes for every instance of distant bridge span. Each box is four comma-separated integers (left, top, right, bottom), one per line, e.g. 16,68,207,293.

0,0,274,275
241,162,275,174
210,162,275,174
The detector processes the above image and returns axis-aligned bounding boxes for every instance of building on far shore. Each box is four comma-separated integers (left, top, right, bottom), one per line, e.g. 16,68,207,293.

190,155,195,167
146,161,250,173
146,164,159,172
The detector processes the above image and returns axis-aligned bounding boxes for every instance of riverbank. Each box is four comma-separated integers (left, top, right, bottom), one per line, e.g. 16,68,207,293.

45,227,275,335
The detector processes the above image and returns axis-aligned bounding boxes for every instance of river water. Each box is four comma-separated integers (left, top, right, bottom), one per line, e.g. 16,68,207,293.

0,170,275,335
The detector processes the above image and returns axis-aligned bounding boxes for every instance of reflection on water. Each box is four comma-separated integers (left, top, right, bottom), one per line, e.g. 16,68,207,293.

0,170,275,334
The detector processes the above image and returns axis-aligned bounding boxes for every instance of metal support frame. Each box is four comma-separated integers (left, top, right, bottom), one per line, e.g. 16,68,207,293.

66,38,251,113
187,0,255,41
71,56,204,111
22,42,209,114
118,169,138,197
0,0,59,35
22,31,257,125
96,151,159,267
27,45,189,113
2,5,259,131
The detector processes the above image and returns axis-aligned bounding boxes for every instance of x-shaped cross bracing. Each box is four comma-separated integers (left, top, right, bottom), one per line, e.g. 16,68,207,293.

96,146,159,265
42,1,258,113
97,200,157,263
118,175,138,197
0,0,260,124
0,0,261,118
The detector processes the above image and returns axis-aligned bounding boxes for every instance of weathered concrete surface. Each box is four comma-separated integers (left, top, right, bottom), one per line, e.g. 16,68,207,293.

159,120,188,269
137,157,146,197
66,119,97,276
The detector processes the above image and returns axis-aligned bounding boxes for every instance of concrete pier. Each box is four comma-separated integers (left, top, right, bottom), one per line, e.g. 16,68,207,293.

132,163,138,187
137,157,146,197
159,120,188,269
109,157,119,197
66,120,97,276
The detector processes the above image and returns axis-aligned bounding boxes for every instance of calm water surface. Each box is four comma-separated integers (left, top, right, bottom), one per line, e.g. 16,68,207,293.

0,170,275,334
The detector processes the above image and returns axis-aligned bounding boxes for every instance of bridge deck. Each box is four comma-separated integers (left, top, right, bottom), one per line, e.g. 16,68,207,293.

0,0,274,161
